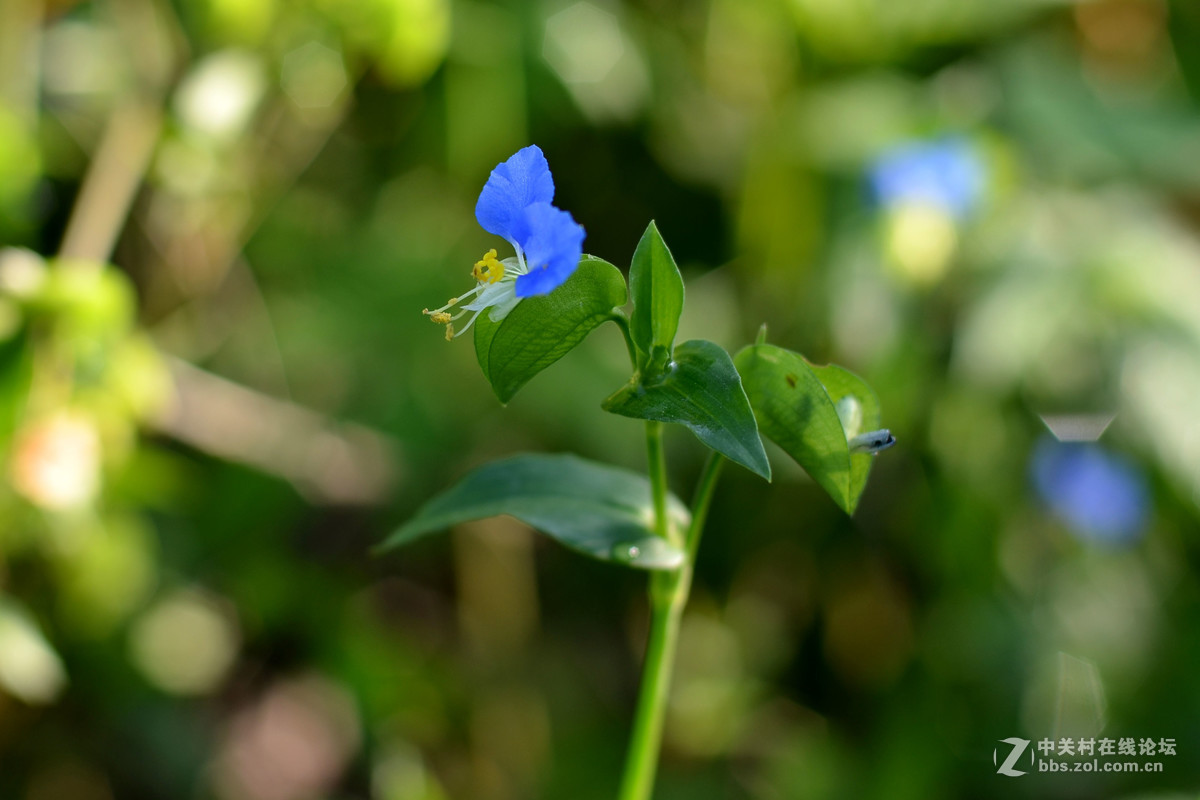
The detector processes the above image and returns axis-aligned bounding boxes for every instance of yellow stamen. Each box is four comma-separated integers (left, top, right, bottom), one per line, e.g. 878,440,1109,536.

444,323,455,341
429,311,452,324
472,249,505,284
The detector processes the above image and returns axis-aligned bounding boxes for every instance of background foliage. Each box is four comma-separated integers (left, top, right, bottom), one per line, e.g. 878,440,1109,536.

1,0,1199,798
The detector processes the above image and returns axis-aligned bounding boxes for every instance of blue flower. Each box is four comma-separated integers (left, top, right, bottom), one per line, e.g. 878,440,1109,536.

1031,438,1149,545
424,145,585,339
869,137,984,220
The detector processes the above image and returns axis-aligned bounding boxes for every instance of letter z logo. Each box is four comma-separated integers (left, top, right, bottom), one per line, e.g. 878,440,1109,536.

995,737,1033,777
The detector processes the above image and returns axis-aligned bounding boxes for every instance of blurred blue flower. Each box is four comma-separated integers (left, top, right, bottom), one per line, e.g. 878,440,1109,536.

424,145,585,339
869,138,984,219
1031,438,1149,545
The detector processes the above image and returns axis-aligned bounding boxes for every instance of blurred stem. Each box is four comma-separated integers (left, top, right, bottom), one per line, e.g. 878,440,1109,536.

59,0,178,266
618,450,727,800
58,99,163,265
154,357,397,505
0,0,42,126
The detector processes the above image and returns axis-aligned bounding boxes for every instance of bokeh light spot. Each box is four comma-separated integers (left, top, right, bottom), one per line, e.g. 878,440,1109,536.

544,3,625,84
0,601,67,705
174,50,266,141
129,587,240,695
10,414,101,511
213,674,361,800
281,42,348,111
883,203,958,286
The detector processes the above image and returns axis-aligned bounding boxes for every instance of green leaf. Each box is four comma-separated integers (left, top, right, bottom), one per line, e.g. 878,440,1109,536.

378,453,690,570
734,344,881,514
628,221,684,371
808,362,882,514
474,256,628,403
603,340,771,480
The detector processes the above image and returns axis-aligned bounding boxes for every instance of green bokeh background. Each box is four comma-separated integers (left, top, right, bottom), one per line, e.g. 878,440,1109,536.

1,0,1199,798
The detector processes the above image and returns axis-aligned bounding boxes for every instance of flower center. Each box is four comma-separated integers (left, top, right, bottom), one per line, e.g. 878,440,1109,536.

422,252,523,340
471,249,505,284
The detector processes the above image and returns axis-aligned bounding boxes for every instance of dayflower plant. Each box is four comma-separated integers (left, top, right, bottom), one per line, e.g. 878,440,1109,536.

423,145,585,339
394,145,894,800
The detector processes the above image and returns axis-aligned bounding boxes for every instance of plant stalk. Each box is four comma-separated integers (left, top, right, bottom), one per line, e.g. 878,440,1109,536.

644,422,672,544
617,450,726,800
610,313,639,371
617,567,686,800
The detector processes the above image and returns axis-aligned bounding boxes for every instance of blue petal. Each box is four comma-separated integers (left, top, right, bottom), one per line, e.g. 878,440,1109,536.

475,145,556,242
1030,438,1149,545
869,138,984,219
514,203,585,297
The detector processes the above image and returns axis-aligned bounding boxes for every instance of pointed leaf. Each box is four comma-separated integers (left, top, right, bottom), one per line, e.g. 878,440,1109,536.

378,454,690,570
603,340,771,480
734,344,881,514
628,221,684,371
809,363,883,513
474,256,627,403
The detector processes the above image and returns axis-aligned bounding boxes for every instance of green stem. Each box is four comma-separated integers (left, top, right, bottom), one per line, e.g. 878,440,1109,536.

685,452,725,561
617,451,727,800
644,422,672,544
617,568,686,800
610,313,639,370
